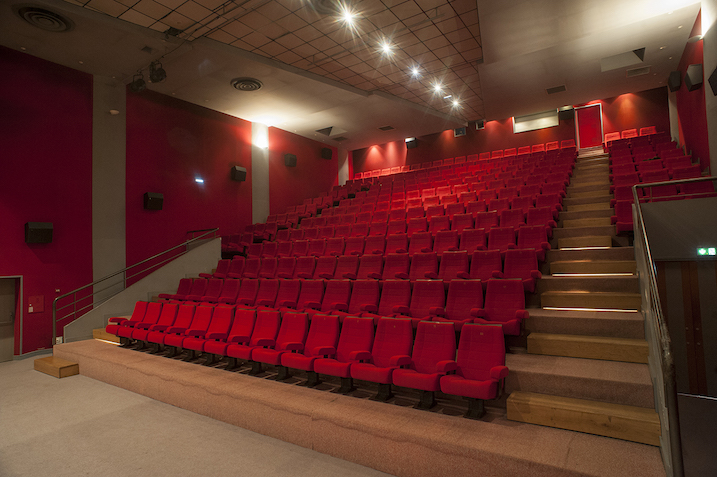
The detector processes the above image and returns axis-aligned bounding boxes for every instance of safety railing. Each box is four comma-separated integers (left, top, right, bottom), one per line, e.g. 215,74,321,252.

52,228,219,345
632,175,715,477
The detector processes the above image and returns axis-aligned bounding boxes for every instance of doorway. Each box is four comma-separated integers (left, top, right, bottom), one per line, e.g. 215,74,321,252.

575,103,604,149
0,279,17,362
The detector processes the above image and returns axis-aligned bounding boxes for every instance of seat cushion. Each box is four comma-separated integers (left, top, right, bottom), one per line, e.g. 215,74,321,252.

226,344,255,360
281,353,317,371
251,347,284,365
182,336,206,352
105,324,120,336
351,362,396,384
146,331,167,345
203,340,229,356
314,358,352,378
163,334,185,348
392,368,442,391
440,375,498,400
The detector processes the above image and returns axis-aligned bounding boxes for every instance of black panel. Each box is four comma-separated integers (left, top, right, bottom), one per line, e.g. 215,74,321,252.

320,148,332,160
709,65,717,96
231,165,247,181
284,154,297,167
685,64,703,92
668,71,682,92
143,192,163,210
25,222,53,244
558,108,574,121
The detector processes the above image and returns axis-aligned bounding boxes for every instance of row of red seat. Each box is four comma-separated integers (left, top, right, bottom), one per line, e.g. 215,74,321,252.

108,300,509,417
603,127,661,145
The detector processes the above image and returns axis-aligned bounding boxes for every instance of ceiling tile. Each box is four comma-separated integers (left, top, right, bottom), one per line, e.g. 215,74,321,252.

403,42,429,56
193,0,227,9
160,11,195,30
309,36,338,51
412,24,441,41
390,1,422,20
423,35,450,49
86,0,128,17
176,1,212,22
434,16,463,35
291,58,313,69
433,44,458,57
323,44,345,58
349,62,374,74
294,5,323,24
238,10,272,29
153,0,185,9
440,54,465,67
333,68,356,80
148,20,169,31
294,24,323,42
459,10,478,27
132,0,170,20
221,20,253,38
229,38,254,50
336,53,362,68
242,31,271,48
256,1,291,21
367,9,400,29
353,80,374,91
257,22,289,40
206,29,236,44
274,13,308,32
275,33,303,49
460,47,483,62
259,41,288,57
292,42,320,57
412,51,437,64
275,49,302,65
414,0,445,10
320,60,344,73
119,9,155,27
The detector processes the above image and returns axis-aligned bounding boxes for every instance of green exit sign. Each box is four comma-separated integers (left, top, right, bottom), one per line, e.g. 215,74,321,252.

697,247,716,256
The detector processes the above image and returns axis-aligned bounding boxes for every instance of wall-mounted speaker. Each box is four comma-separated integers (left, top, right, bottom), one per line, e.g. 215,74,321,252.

405,138,418,149
284,153,297,167
231,165,247,181
474,120,485,130
709,65,717,96
454,127,466,137
558,107,574,121
685,64,703,92
668,71,681,92
25,222,53,244
320,148,332,160
143,192,163,210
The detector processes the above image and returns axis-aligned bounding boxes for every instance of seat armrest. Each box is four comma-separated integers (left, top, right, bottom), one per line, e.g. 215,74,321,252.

429,306,445,317
332,302,348,312
229,335,250,344
436,360,458,374
206,332,228,341
279,300,297,308
389,355,412,367
490,366,509,380
297,273,313,279
166,326,186,334
530,270,542,279
134,322,153,330
186,329,206,337
471,308,485,318
108,317,127,324
420,247,432,253
395,248,407,254
256,338,276,347
257,299,275,307
392,305,410,315
367,273,382,279
319,273,334,280
456,272,471,279
395,272,409,279
315,346,336,357
349,350,372,362
305,301,322,310
360,304,377,313
424,272,438,279
541,242,551,251
149,324,168,331
516,310,529,321
198,273,212,278
492,271,504,279
284,342,304,352
342,273,357,280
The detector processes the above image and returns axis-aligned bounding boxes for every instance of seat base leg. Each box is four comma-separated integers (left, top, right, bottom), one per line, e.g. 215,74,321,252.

182,349,197,361
225,357,240,371
416,390,436,410
464,398,486,420
305,371,320,387
165,346,179,358
276,366,290,381
249,361,263,375
374,383,393,402
202,353,217,366
149,342,161,354
337,377,355,394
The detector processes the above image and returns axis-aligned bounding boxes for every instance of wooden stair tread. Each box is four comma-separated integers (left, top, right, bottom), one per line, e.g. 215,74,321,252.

553,226,616,238
525,308,644,339
557,236,613,248
547,247,634,262
550,260,636,274
536,276,639,293
507,391,660,446
93,328,120,343
527,332,648,363
34,356,79,378
562,217,613,228
566,203,612,212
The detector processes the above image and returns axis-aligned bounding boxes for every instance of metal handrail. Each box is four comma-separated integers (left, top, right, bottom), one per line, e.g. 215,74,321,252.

632,175,715,477
52,228,219,345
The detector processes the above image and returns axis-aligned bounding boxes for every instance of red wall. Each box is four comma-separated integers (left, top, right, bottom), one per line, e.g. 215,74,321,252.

125,90,253,269
353,86,671,174
675,12,710,170
0,46,93,354
268,128,338,214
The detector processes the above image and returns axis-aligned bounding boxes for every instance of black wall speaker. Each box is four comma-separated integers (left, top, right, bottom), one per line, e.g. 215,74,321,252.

475,120,485,130
709,65,717,96
406,138,418,149
685,64,703,91
231,165,247,182
320,148,332,160
558,108,574,121
284,153,297,167
668,71,682,92
25,222,53,244
143,192,163,210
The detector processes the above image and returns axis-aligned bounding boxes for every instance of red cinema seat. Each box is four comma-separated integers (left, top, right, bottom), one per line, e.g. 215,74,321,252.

343,236,365,256
363,280,411,323
409,252,439,280
352,222,369,237
437,250,469,282
185,278,208,302
487,227,516,258
164,304,214,359
459,229,486,252
158,278,192,301
254,279,280,308
510,196,533,216
407,217,428,236
392,321,456,409
226,309,281,368
408,232,433,255
440,323,508,419
261,242,278,258
325,237,345,256
250,311,309,376
277,257,296,279
276,241,293,258
135,302,179,351
433,230,459,256
425,205,445,219
203,308,255,361
182,304,235,363
499,249,542,293
116,301,161,345
452,213,474,232
340,279,380,317
246,243,263,258
382,254,410,280
335,224,352,237
499,209,525,232
385,233,409,254
432,279,483,331
281,314,341,385
517,225,551,261
429,215,450,234
236,278,260,307
364,235,386,255
315,279,352,316
460,250,502,289
475,211,499,230
242,258,261,279
369,222,388,236
146,303,195,353
314,316,376,393
387,219,406,235
199,259,230,279
308,238,326,257
445,202,465,219
296,279,325,312
473,279,528,336
336,255,360,279
611,200,634,234
405,279,446,327
291,240,310,257
406,206,424,220
294,256,316,279
313,256,337,280
527,207,558,238
199,278,224,303
258,258,278,278
355,254,383,279
350,317,414,401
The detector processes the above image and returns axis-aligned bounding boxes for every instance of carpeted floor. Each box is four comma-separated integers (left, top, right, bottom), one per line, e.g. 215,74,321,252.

0,354,391,477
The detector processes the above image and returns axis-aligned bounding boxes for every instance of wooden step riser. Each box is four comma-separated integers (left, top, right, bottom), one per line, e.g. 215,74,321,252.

559,209,614,220
563,195,612,207
572,167,609,176
536,276,639,294
550,260,636,274
562,217,613,228
541,291,642,311
547,247,635,263
525,311,644,339
93,328,120,343
34,356,79,378
568,191,612,199
557,236,613,248
527,333,649,364
507,392,661,446
553,226,616,239
566,203,612,213
568,180,610,189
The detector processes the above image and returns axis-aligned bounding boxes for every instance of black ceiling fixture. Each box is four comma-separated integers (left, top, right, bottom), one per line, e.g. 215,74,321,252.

149,61,166,83
129,72,146,92
230,78,263,91
14,6,74,32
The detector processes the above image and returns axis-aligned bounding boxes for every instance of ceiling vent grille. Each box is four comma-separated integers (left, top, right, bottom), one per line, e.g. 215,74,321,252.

379,125,395,131
15,6,74,32
230,78,263,91
627,66,651,77
332,136,348,142
546,85,567,95
316,127,333,136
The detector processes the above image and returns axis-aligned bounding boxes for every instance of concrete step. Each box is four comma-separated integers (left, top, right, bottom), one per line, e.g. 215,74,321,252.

546,246,634,263
507,392,660,446
559,208,613,221
562,195,612,207
535,275,639,294
562,217,613,228
525,308,644,339
566,202,612,212
553,225,616,239
541,291,642,311
34,356,79,378
527,333,649,364
550,260,636,275
557,235,613,249
505,353,654,408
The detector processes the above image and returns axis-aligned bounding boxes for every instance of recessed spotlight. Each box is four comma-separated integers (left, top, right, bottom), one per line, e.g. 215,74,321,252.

381,42,392,55
659,46,666,50
452,99,460,107
339,5,356,25
433,83,443,93
195,178,204,183
669,56,673,60
411,67,420,77
78,60,83,64
20,46,26,50
678,25,683,29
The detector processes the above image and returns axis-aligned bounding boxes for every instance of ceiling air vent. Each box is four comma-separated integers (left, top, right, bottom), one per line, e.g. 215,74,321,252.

627,66,651,77
15,6,74,32
379,125,395,131
546,85,567,95
316,127,333,136
141,46,154,54
333,136,348,142
230,78,263,91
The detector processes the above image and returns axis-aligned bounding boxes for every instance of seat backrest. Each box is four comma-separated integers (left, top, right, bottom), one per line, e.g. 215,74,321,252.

382,254,410,280
308,238,326,257
335,223,352,236
445,280,483,320
325,237,345,256
173,278,193,298
487,226,516,252
202,278,224,301
205,304,235,336
344,236,365,255
335,255,359,279
171,303,197,330
155,302,179,327
409,279,445,317
351,222,369,237
460,228,486,252
475,211,499,230
347,280,379,314
140,301,162,326
247,243,263,258
371,318,413,367
294,256,316,279
429,215,450,233
261,242,277,258
213,259,231,278
438,250,469,281
274,312,309,351
258,258,278,278
301,314,340,357
186,278,208,300
469,250,503,280
451,213,474,232
242,258,261,278
217,279,241,304
387,219,406,235
276,241,293,258
236,278,260,306
503,249,539,280
410,321,456,373
276,257,296,279
255,279,280,307
408,232,433,255
500,209,525,229
455,323,505,380
409,252,438,281
517,225,549,249
297,279,324,309
227,308,256,342
276,279,301,308
407,217,428,235
363,235,385,255
313,256,337,279
483,279,526,323
385,233,408,254
187,305,214,334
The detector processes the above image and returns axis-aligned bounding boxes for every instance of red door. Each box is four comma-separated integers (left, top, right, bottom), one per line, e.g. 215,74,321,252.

575,104,603,148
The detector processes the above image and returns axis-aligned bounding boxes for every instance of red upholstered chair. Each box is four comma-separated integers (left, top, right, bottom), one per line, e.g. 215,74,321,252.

313,256,337,280
382,254,410,280
499,249,542,293
364,235,386,255
291,239,310,257
215,279,240,304
242,258,261,279
164,304,214,359
351,222,369,237
258,258,278,279
451,213,474,233
440,323,508,419
246,243,263,258
296,279,325,312
355,254,383,280
406,206,425,220
276,257,296,279
343,236,365,256
385,233,409,254
200,259,230,279
308,238,326,257
387,219,407,235
275,279,301,310
611,200,634,234
199,278,224,303
314,316,376,393
335,255,360,279
404,279,446,328
350,317,414,401
369,222,388,236
445,202,465,219
460,250,502,289
289,229,305,241
294,256,316,279
459,229,486,253
408,231,433,255
475,211,499,230
281,314,341,385
339,279,380,317
499,209,526,232
487,227,516,258
363,280,411,324
429,215,450,233
145,303,195,353
261,242,278,258
437,250,469,283
527,206,558,238
408,252,439,281
510,196,533,216
389,209,406,221
276,241,293,258
433,230,460,256
325,237,345,256
459,192,477,204
473,279,528,336
158,278,192,301
432,279,482,331
182,304,235,363
335,223,352,237
185,278,208,302
236,278,260,307
116,301,161,345
517,225,551,261
487,198,510,214
134,302,179,352
254,279,280,308
392,321,456,409
250,311,309,376
407,217,428,236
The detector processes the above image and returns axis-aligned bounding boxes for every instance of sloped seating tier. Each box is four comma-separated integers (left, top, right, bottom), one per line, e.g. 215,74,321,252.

105,299,511,417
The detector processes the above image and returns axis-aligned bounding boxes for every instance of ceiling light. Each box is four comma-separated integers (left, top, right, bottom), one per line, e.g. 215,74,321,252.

381,42,393,55
659,46,666,50
443,94,452,99
452,99,460,107
433,83,443,93
411,67,420,77
195,178,204,183
149,61,166,83
339,4,356,25
129,73,146,93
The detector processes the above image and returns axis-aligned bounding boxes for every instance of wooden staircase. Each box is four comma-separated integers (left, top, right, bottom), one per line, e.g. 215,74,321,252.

506,149,660,446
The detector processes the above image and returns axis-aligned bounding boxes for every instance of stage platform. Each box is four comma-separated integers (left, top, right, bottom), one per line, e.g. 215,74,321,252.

54,340,665,477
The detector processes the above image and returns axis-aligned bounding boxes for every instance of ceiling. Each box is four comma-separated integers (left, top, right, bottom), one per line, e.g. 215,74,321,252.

0,0,702,150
